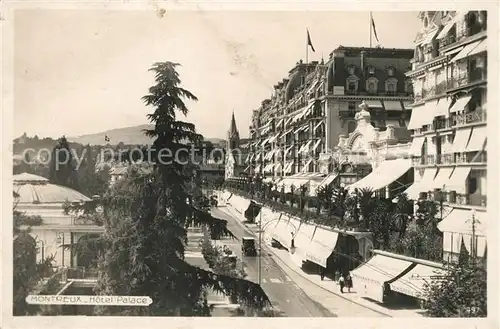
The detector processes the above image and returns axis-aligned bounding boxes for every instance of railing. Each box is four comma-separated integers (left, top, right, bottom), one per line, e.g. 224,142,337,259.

448,70,486,89
429,192,487,208
412,152,487,166
66,267,99,280
456,109,487,126
438,34,456,49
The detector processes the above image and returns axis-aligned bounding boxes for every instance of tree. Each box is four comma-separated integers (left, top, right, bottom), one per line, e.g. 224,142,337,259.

391,193,413,239
65,62,270,316
13,192,54,316
49,136,79,190
77,144,110,197
422,256,487,317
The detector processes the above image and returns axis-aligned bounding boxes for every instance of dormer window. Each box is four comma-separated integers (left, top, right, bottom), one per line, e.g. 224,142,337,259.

346,75,359,94
348,65,356,75
387,67,395,76
367,66,376,75
366,77,378,94
385,77,398,94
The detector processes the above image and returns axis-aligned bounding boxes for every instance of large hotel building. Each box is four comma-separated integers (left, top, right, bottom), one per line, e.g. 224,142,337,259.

403,11,487,261
232,10,487,263
246,46,415,193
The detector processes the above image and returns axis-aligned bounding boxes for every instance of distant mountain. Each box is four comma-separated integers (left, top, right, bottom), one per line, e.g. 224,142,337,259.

67,124,226,146
67,124,155,146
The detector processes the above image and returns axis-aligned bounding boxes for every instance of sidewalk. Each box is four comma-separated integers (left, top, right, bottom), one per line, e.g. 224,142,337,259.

220,203,426,318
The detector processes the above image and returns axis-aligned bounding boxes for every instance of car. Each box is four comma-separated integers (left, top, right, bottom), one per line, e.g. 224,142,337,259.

241,237,257,256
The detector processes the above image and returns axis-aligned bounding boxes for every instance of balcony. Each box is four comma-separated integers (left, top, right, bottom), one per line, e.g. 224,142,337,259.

456,108,487,126
413,152,487,167
438,34,457,49
448,71,487,91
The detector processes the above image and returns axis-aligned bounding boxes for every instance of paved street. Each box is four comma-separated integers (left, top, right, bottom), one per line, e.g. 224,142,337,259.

211,207,335,317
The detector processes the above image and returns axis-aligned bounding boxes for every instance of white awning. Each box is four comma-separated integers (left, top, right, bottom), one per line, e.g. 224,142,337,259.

449,95,472,113
434,97,451,117
465,126,487,152
365,100,384,108
409,136,425,156
307,80,319,94
390,264,447,300
276,118,284,128
422,28,440,44
347,159,412,192
301,140,313,154
312,139,322,152
430,167,454,190
468,39,487,57
436,19,457,40
319,173,337,189
281,128,294,138
293,223,315,248
442,231,464,254
254,165,261,172
268,133,280,144
438,208,486,236
284,162,293,174
284,145,294,157
314,120,324,132
271,220,295,249
350,254,413,303
444,166,471,194
451,40,483,63
403,168,438,200
284,117,293,126
407,103,433,130
274,162,282,172
450,128,472,153
402,101,412,110
305,229,339,268
301,162,310,173
383,100,403,111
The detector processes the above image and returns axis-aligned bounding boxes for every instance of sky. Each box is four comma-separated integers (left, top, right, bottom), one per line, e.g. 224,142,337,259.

14,9,422,140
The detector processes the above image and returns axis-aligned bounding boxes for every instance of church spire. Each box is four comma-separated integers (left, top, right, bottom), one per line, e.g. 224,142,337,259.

228,111,239,139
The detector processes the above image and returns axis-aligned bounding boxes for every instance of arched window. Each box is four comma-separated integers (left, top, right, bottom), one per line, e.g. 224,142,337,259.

346,75,359,94
387,67,395,76
385,78,398,94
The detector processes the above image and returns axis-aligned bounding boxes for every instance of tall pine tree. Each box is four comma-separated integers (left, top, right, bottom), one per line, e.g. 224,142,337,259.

65,62,270,316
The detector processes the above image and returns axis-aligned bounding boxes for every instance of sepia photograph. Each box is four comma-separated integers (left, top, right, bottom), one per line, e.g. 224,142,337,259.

2,3,495,325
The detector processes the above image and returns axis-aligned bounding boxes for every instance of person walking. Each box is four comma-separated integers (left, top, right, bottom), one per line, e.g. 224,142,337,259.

339,274,345,293
320,266,325,281
334,270,340,282
346,273,353,293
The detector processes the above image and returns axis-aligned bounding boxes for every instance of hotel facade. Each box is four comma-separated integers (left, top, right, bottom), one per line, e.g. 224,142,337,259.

403,11,487,261
246,46,415,196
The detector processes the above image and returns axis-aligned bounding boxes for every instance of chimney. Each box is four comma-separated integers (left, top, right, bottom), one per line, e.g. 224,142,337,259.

360,50,366,74
332,48,346,87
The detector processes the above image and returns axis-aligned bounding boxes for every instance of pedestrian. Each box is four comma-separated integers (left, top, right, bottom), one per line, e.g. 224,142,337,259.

320,266,325,281
334,269,340,282
339,274,345,293
346,273,353,293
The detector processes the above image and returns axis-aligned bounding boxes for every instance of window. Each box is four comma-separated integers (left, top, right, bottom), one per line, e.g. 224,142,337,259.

366,78,378,93
348,102,356,110
421,138,428,164
468,177,478,194
387,67,395,76
348,82,356,91
368,66,376,75
348,66,356,75
405,80,413,94
387,83,396,92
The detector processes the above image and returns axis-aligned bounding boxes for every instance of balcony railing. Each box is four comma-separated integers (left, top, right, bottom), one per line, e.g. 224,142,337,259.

412,151,487,166
438,34,457,49
448,70,487,89
456,109,487,126
429,191,487,208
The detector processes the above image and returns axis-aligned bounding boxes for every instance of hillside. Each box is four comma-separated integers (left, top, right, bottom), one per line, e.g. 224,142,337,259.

67,124,155,146
66,124,226,146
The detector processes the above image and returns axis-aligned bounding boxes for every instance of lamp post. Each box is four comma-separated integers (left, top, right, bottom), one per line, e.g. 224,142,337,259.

57,232,65,267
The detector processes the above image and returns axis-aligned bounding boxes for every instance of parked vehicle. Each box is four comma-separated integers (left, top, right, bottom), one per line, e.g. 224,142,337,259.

241,237,257,256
